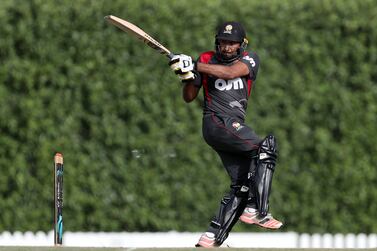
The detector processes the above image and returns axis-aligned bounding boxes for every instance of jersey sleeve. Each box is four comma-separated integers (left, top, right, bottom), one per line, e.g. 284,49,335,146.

192,51,215,88
240,51,260,81
192,73,202,88
191,56,202,88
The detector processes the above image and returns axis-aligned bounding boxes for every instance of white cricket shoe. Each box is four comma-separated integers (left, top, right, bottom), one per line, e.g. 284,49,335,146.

195,232,218,248
240,207,283,229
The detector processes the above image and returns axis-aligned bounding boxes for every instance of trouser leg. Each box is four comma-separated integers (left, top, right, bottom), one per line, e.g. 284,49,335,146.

206,151,250,245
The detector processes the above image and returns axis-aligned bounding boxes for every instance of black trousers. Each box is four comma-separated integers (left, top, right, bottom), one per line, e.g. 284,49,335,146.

202,113,262,198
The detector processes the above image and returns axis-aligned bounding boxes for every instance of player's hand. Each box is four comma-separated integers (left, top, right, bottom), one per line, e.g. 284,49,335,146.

177,71,196,82
169,54,194,74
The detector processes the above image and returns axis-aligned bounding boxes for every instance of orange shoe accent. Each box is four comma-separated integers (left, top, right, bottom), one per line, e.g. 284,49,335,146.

240,207,283,229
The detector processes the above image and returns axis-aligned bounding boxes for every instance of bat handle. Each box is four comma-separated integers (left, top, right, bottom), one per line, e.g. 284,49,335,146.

167,52,175,60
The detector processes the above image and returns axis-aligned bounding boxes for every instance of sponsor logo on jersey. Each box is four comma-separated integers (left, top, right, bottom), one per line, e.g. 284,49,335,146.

232,121,244,131
214,78,244,91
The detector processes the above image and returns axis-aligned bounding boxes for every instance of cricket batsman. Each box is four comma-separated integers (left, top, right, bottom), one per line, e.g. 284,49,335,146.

169,21,283,247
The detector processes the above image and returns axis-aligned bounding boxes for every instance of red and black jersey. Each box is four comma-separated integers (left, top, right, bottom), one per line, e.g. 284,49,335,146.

193,51,260,122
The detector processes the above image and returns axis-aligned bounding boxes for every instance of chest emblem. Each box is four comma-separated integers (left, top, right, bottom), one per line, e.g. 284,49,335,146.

214,77,243,91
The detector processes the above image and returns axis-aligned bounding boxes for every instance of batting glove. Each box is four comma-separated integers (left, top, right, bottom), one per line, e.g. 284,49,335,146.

169,54,195,74
177,70,196,82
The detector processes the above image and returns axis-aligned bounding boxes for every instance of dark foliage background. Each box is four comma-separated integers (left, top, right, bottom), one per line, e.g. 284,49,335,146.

0,0,376,233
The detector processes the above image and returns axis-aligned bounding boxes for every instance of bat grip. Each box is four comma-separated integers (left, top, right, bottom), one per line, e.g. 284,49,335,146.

167,53,175,60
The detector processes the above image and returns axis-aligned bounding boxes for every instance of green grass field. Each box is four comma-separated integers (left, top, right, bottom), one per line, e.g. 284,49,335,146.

0,248,375,251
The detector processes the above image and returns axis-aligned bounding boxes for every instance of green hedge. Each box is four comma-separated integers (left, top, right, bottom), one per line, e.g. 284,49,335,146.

0,0,376,234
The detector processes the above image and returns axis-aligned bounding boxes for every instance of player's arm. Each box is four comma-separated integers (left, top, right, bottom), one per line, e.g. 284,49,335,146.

196,60,249,80
169,54,201,103
182,81,200,103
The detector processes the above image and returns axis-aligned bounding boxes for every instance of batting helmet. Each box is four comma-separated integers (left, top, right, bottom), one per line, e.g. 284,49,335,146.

215,21,248,63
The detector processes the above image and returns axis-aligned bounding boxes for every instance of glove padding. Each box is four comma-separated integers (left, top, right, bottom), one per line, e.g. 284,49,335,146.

169,54,196,82
169,54,195,74
177,71,196,82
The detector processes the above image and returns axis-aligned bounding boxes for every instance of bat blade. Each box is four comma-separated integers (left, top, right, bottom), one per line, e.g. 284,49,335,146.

105,15,174,59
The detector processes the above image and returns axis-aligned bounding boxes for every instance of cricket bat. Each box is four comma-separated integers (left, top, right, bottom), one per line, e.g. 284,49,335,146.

105,15,175,59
